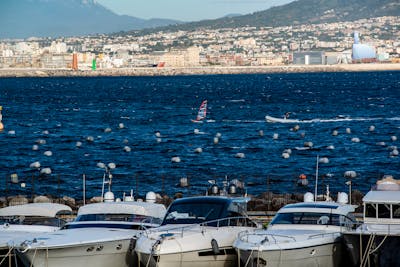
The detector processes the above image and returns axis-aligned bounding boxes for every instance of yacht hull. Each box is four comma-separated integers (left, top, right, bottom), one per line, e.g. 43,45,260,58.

138,249,237,267
135,225,255,267
0,247,17,267
17,239,134,267
236,242,342,267
343,233,400,267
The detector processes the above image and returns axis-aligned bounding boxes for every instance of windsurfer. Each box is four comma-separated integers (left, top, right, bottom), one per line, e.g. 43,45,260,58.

0,106,3,131
192,100,208,123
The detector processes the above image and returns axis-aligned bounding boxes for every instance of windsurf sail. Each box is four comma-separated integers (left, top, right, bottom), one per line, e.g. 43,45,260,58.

192,100,207,122
0,106,3,131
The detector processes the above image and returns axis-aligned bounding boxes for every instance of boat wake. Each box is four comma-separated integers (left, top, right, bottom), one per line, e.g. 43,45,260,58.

265,115,400,124
222,119,265,123
227,99,246,103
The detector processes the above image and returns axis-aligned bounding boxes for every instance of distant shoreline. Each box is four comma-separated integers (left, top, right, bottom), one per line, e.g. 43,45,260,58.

0,63,399,77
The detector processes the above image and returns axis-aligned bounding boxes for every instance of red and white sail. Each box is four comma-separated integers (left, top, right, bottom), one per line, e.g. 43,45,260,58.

192,100,207,122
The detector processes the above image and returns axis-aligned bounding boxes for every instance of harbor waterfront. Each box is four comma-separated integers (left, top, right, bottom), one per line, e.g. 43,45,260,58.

0,64,400,77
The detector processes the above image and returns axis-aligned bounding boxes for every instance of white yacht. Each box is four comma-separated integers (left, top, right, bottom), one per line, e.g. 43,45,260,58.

233,190,357,267
343,176,400,267
134,195,259,267
14,192,166,267
0,202,72,267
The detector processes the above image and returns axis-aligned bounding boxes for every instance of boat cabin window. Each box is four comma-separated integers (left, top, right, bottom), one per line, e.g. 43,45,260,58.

365,203,377,218
393,205,400,219
270,212,354,227
377,204,391,219
162,202,225,225
365,203,400,219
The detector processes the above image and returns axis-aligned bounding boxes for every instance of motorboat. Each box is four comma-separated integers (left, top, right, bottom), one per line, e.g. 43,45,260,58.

265,115,355,124
343,176,400,267
134,196,259,267
133,189,259,267
265,115,301,124
0,202,72,267
233,189,357,267
14,191,166,267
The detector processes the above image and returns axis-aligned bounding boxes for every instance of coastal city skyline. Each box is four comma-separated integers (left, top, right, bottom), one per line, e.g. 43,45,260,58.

1,15,398,72
0,0,399,71
96,0,295,21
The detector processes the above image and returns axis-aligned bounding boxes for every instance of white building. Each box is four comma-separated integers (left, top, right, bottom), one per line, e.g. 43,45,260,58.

48,42,67,54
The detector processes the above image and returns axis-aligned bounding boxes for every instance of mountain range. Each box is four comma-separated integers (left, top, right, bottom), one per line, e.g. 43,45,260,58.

0,0,181,39
0,0,399,39
144,0,400,33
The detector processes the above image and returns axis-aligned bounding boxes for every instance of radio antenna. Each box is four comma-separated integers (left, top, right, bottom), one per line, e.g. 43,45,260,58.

314,155,319,201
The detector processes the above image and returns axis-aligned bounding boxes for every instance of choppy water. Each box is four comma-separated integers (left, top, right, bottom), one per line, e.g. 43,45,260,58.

0,72,399,199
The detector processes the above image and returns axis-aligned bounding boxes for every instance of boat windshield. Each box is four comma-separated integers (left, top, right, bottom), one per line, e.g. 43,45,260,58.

62,223,148,230
75,213,162,224
270,212,356,227
162,202,226,225
0,216,66,227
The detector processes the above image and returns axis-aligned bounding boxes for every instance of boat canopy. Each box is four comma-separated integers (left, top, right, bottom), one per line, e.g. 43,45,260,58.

278,202,356,216
0,203,72,218
363,191,400,204
78,202,166,219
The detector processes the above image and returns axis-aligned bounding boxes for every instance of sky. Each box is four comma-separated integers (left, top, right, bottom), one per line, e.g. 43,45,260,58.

96,0,295,22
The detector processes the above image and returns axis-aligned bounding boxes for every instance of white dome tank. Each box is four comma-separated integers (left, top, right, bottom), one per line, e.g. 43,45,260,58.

337,192,349,204
304,192,314,202
146,191,156,203
104,191,115,202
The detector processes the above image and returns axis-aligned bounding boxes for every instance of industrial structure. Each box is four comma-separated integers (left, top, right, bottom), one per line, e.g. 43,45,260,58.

352,32,376,63
292,51,326,65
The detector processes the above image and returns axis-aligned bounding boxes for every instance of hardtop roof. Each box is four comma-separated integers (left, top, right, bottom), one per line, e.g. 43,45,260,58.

77,201,166,219
0,203,72,218
278,201,356,216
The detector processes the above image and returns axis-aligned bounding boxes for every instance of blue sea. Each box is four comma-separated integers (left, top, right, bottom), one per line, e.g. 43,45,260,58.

0,72,399,200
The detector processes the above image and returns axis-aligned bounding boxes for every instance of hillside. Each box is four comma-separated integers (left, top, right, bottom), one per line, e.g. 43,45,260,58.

0,0,181,39
136,0,400,34
1,0,399,39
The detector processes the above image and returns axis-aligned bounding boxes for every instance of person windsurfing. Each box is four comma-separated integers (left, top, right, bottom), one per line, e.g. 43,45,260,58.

0,106,3,132
192,100,207,123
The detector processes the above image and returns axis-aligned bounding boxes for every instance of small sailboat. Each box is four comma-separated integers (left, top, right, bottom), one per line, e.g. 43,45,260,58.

191,100,207,123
